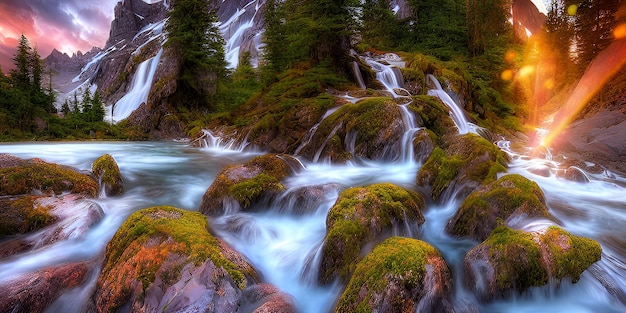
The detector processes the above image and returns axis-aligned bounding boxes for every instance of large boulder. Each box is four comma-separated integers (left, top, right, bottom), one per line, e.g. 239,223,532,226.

199,154,301,216
464,226,602,300
447,174,553,241
318,183,425,285
94,206,268,313
92,153,124,196
416,133,508,201
335,236,453,313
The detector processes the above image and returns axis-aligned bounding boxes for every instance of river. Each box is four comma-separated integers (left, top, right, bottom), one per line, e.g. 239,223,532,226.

0,140,625,312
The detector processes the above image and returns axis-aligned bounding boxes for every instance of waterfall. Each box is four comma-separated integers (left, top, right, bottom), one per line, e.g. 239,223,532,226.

398,104,421,163
112,48,163,123
426,74,472,134
352,61,366,90
364,58,410,99
218,0,264,68
191,129,250,152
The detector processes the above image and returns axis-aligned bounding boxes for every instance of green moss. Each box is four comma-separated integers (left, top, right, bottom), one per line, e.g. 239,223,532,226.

0,196,57,238
541,226,602,282
104,206,247,290
0,160,98,197
92,154,124,196
320,183,425,284
417,134,508,200
484,226,548,291
448,174,550,240
335,237,440,313
229,173,284,208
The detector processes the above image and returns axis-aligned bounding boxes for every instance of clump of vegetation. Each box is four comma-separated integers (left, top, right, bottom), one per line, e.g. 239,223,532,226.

319,183,425,285
335,236,452,313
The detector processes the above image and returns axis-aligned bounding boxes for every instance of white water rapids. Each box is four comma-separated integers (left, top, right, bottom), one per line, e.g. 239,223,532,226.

1,135,625,312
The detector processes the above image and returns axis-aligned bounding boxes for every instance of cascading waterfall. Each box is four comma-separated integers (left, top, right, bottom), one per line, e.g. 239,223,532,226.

111,48,163,122
190,129,250,152
426,74,474,134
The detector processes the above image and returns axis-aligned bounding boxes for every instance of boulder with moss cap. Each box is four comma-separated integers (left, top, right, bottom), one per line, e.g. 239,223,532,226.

464,226,601,300
447,174,554,241
335,236,453,313
94,206,273,313
199,154,302,216
91,153,124,196
318,183,426,285
416,133,508,201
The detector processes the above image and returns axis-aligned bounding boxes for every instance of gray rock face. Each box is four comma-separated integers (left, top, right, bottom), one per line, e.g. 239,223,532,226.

106,0,168,49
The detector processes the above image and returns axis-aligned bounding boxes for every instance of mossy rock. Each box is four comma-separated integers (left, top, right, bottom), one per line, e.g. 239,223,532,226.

0,157,98,197
0,196,56,239
96,206,259,312
91,154,124,196
416,133,508,201
319,183,426,285
447,174,552,241
464,226,601,300
297,97,406,162
335,236,453,313
199,154,300,216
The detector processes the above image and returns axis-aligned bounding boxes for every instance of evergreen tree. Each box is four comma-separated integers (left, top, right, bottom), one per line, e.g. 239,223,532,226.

261,0,288,75
166,0,227,108
10,34,32,90
466,0,511,56
361,0,402,50
62,99,71,116
30,46,43,91
91,91,105,122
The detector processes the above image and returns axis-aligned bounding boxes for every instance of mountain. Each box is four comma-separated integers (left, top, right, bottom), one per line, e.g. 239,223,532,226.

44,0,270,138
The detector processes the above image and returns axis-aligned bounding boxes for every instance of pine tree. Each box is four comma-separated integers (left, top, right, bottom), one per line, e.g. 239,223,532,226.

91,91,105,122
261,0,288,75
10,34,32,90
166,0,226,108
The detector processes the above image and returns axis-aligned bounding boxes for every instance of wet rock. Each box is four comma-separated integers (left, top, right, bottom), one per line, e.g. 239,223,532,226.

0,194,103,257
447,174,553,241
274,183,340,215
0,261,91,313
238,283,297,313
92,154,124,196
318,183,425,285
416,133,508,201
464,226,602,300
199,154,302,216
335,236,453,313
556,166,590,183
94,206,261,313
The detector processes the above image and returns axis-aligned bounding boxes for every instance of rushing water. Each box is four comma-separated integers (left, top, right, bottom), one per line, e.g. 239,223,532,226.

0,139,625,312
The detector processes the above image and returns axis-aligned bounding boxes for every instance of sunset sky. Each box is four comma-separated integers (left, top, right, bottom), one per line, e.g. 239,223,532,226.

0,0,120,72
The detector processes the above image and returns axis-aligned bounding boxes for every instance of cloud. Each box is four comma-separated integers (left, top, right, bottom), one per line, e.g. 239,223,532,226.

0,0,119,71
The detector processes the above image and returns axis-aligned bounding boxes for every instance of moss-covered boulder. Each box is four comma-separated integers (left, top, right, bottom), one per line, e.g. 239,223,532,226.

335,237,453,313
0,155,99,240
297,97,407,162
464,226,602,300
0,156,98,197
447,174,553,241
91,153,124,196
416,133,508,201
199,154,301,216
95,206,262,313
318,183,426,285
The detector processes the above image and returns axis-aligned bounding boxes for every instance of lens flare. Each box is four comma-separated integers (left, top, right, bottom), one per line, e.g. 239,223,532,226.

541,38,626,148
501,69,514,80
614,23,626,39
568,5,578,16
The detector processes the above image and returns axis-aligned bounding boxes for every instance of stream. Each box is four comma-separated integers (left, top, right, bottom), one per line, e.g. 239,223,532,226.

0,139,625,312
